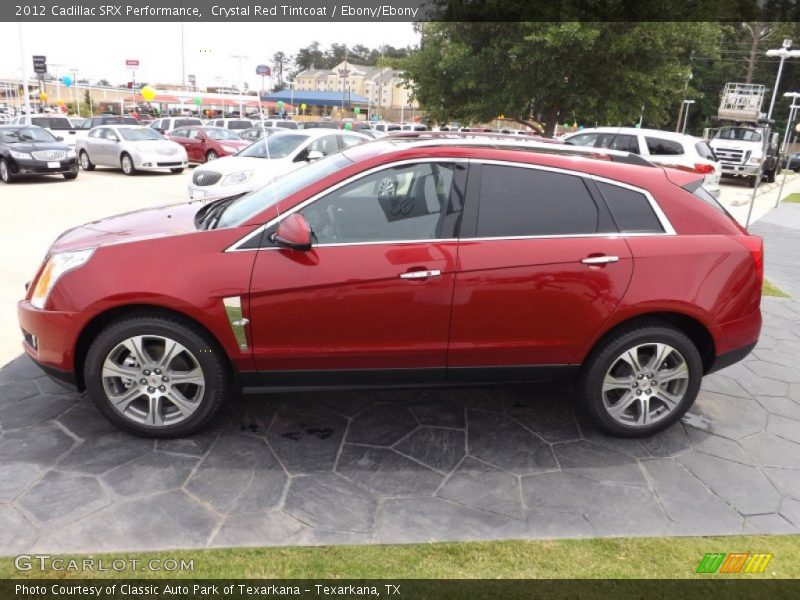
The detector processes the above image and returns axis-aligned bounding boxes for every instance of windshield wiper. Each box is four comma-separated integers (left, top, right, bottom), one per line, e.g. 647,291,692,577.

194,194,245,230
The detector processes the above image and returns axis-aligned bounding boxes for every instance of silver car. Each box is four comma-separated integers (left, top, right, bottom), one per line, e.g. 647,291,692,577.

75,125,188,175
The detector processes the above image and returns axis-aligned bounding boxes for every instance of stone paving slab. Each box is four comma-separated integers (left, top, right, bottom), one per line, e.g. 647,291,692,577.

1,298,800,554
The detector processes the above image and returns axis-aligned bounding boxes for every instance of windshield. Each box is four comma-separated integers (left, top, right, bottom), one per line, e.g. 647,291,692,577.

175,119,202,128
715,127,762,142
0,127,57,143
206,128,241,141
119,128,164,141
31,117,73,130
238,133,307,158
216,153,352,228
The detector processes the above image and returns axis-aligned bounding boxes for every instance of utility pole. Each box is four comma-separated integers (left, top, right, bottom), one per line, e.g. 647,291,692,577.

230,54,249,117
17,22,31,115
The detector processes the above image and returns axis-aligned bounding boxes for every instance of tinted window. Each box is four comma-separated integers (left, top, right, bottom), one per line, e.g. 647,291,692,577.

300,162,456,244
645,137,684,156
692,185,729,215
600,134,639,154
175,118,202,128
171,128,186,138
596,182,664,233
31,117,72,130
476,166,599,237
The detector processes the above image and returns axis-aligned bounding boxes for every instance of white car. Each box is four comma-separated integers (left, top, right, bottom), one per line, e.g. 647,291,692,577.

75,125,188,175
257,118,300,130
188,129,370,200
204,118,254,132
9,114,79,148
562,127,722,198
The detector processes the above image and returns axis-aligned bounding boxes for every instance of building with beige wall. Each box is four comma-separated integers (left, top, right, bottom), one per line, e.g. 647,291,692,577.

294,62,417,120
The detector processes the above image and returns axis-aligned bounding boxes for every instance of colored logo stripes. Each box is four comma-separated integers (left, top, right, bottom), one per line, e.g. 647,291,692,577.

696,552,773,574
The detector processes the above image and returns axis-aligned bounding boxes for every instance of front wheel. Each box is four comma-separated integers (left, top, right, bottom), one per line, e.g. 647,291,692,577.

576,323,703,437
0,158,13,183
120,153,136,176
206,150,218,162
79,150,95,171
765,169,776,183
84,314,228,438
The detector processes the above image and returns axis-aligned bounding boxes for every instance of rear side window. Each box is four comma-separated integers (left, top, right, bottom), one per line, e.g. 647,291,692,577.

596,182,664,233
645,137,684,156
695,141,718,161
609,134,640,154
476,166,599,237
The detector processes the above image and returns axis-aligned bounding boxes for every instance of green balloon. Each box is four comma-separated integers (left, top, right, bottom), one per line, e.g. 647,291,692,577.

354,107,361,114
194,97,202,106
277,100,284,109
344,122,353,130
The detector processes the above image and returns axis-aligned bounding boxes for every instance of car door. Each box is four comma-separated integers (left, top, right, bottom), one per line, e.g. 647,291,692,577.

182,128,204,162
87,127,112,165
247,160,467,383
447,161,634,378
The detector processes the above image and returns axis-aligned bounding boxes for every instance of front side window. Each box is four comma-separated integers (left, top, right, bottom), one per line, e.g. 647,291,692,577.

206,128,240,140
475,165,600,237
597,134,639,154
298,162,457,245
596,182,664,233
171,128,187,138
645,137,684,156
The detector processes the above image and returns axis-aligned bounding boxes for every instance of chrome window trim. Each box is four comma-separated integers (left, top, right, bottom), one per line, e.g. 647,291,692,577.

224,157,469,252
470,159,677,236
225,156,676,253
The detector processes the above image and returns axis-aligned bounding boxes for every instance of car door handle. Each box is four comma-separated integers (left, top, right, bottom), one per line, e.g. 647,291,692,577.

581,255,619,265
400,269,441,279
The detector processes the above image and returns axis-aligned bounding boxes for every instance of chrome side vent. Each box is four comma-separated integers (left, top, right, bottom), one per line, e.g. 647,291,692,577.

223,296,249,351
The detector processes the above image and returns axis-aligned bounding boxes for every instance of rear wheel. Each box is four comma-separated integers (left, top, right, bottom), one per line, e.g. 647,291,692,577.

120,153,136,176
84,314,228,438
0,158,13,183
765,168,776,183
79,150,95,171
577,323,703,437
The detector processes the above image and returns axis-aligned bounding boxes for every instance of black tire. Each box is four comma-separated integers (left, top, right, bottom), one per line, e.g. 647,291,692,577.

206,150,218,162
0,158,14,183
79,150,95,171
120,153,136,176
84,313,228,438
63,172,78,180
576,322,703,437
170,168,184,174
765,169,776,183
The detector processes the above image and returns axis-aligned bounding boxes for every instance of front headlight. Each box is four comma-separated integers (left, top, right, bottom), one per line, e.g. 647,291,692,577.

10,150,31,160
67,149,76,158
221,170,252,186
749,156,763,165
30,248,95,310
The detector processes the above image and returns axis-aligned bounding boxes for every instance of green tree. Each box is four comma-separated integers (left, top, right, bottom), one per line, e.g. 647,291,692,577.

401,22,721,135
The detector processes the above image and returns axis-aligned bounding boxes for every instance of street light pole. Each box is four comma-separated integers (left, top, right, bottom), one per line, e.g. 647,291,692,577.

71,68,80,117
765,41,800,121
681,99,695,134
17,22,32,115
230,54,249,117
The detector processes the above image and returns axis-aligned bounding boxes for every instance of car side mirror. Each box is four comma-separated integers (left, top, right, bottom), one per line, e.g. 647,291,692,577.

56,136,64,141
307,150,324,162
270,213,312,251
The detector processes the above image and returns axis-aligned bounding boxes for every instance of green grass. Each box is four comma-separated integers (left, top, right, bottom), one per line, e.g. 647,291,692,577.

763,279,790,298
781,193,800,203
2,536,799,579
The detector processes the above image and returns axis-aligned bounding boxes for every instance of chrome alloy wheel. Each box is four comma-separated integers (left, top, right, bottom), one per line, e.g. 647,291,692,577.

80,152,90,169
121,155,133,174
601,343,690,427
101,335,205,427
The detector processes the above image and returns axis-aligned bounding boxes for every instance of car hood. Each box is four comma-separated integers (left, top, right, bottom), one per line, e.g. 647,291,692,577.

50,201,202,253
6,141,70,153
194,155,289,175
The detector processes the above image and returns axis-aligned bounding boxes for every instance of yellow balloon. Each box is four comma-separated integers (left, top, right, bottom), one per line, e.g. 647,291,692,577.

39,92,48,102
141,85,157,101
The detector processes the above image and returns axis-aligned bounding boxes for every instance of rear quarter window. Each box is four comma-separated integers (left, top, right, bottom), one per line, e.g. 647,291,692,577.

645,137,684,156
596,182,665,233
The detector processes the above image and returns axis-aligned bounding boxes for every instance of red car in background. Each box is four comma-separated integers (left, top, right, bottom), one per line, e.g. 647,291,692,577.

18,136,762,439
168,126,249,163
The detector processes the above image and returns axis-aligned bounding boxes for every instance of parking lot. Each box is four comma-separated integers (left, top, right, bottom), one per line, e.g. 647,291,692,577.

1,164,800,554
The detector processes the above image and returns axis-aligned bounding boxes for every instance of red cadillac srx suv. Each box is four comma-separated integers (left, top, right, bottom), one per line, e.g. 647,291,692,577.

17,136,763,438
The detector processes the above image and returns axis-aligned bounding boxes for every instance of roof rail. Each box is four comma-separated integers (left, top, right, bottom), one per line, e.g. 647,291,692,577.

383,131,656,167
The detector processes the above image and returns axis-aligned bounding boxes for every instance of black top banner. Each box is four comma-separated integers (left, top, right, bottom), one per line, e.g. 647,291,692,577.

3,0,800,22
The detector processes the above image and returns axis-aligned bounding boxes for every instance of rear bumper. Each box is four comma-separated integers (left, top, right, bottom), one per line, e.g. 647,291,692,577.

720,164,760,177
706,341,757,374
